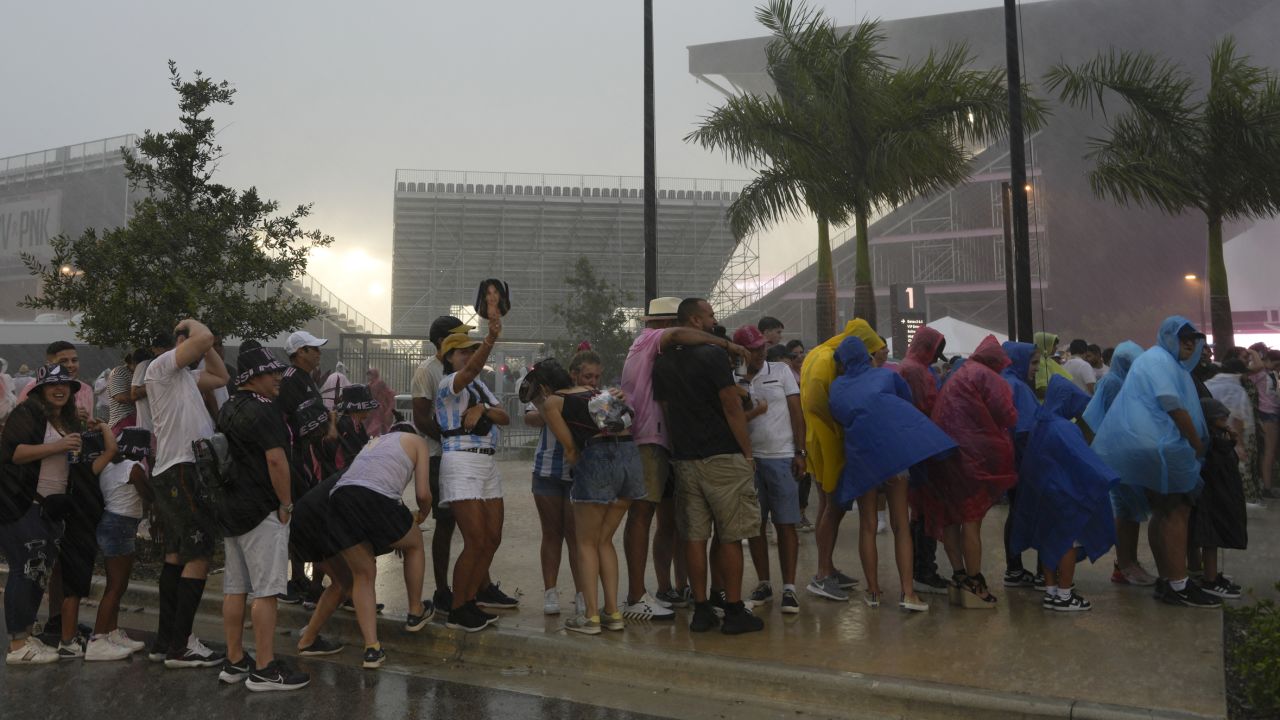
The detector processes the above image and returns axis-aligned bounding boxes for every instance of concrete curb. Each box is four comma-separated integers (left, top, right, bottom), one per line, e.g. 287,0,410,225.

12,573,1225,720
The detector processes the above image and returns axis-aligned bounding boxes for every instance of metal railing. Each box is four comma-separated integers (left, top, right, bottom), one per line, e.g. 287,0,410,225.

394,169,749,198
0,135,137,186
290,272,387,335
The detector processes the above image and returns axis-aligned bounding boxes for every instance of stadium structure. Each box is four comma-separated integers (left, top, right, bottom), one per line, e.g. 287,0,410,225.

0,135,384,339
390,170,758,340
693,0,1280,346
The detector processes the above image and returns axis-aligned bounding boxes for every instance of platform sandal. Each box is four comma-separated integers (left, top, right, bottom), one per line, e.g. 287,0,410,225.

959,572,998,609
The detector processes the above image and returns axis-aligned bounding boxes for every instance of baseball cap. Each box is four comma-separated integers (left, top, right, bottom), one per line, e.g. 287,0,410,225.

732,325,768,350
429,315,475,348
1177,323,1206,341
284,330,328,355
437,333,483,361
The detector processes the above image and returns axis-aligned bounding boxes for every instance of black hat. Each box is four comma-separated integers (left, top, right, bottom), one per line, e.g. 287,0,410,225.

1177,323,1207,341
32,363,81,394
339,384,379,412
235,346,289,386
116,427,154,461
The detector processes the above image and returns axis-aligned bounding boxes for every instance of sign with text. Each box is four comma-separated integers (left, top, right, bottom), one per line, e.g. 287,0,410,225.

0,190,62,257
889,283,926,358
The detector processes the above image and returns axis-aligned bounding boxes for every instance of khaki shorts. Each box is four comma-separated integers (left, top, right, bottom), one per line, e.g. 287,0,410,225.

673,454,761,543
638,444,673,504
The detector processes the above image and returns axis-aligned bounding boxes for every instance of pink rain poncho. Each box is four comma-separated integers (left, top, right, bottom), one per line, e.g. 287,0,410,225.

898,326,945,416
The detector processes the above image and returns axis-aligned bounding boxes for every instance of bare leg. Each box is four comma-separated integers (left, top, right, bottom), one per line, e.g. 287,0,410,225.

432,515,456,591
941,525,965,575
815,493,846,578
623,501,656,603
1261,421,1278,492
93,555,135,634
598,501,631,615
748,524,771,585
573,503,606,618
449,500,489,608
886,476,917,599
388,526,426,615
1114,519,1140,569
857,490,880,595
299,557,351,649
534,494,567,590
339,544,380,647
685,539,710,602
654,498,677,593
249,596,278,669
961,520,983,579
222,594,247,662
714,538,746,603
776,523,798,586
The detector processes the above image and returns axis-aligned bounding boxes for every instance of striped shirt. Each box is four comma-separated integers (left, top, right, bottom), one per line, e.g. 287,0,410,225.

436,373,500,451
527,402,569,480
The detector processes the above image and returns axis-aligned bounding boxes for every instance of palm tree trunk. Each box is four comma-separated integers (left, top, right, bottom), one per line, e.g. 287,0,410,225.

1206,213,1234,348
852,208,877,328
815,214,837,341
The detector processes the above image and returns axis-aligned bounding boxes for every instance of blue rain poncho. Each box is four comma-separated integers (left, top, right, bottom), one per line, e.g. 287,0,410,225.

1009,376,1120,570
1093,316,1208,496
1082,341,1143,432
829,337,956,507
1001,341,1041,439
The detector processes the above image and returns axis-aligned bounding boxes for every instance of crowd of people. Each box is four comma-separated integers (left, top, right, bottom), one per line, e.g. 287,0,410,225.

1,300,1278,693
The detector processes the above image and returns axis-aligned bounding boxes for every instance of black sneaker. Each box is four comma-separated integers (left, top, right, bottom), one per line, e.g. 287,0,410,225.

470,600,499,626
298,636,344,657
1041,592,1055,609
1153,578,1170,601
245,660,310,692
912,573,951,595
277,588,303,605
362,646,387,669
721,602,765,635
218,654,255,683
749,582,773,604
710,588,729,618
1032,573,1047,591
1202,574,1242,600
476,583,519,609
1162,579,1223,609
1003,569,1035,587
433,588,453,616
689,601,719,633
339,599,385,614
406,601,434,632
780,588,800,615
446,603,488,633
1050,592,1092,612
164,638,225,669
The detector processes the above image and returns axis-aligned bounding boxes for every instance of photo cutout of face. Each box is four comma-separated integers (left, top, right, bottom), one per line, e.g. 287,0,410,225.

475,278,511,320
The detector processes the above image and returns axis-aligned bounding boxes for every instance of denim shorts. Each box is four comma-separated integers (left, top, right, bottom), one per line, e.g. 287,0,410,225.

96,511,141,558
754,457,801,525
532,474,572,498
1260,411,1279,424
571,439,645,504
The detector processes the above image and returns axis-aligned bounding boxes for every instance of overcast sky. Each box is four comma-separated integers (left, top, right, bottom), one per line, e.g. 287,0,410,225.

2,0,1002,328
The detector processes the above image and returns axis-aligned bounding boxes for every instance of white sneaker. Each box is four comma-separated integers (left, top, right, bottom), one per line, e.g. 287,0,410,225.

543,588,561,616
575,592,587,617
6,637,59,665
106,629,145,653
621,593,676,621
85,636,133,662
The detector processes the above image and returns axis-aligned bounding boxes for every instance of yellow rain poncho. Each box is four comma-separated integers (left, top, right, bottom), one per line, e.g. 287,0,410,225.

799,319,885,494
1033,331,1074,395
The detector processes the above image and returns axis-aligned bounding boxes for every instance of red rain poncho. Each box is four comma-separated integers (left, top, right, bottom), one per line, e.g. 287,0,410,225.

898,326,944,416
923,335,1019,537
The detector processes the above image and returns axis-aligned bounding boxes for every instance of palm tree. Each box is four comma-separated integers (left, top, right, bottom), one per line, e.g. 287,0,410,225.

688,0,1044,336
1045,38,1280,347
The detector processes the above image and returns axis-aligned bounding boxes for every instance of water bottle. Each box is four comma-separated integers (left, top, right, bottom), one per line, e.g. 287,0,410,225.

66,433,81,464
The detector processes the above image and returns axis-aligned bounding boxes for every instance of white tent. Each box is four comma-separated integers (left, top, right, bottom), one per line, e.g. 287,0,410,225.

923,316,1008,357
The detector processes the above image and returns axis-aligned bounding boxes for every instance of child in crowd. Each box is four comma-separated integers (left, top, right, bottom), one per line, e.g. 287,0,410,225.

1191,398,1247,599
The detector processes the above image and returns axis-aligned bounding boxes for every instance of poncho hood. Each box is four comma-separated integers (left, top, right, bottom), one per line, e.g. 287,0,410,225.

835,336,873,378
1109,341,1143,381
1002,342,1036,384
906,326,945,366
1156,315,1205,372
970,335,1011,373
1040,375,1091,422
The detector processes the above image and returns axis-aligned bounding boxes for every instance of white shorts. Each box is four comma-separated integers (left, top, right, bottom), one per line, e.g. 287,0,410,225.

439,451,502,506
222,513,290,600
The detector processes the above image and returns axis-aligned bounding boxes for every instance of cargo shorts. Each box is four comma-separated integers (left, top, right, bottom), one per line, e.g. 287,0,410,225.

673,453,761,544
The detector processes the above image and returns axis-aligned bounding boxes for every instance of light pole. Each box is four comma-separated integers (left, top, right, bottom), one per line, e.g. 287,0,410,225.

1184,274,1207,333
643,0,657,306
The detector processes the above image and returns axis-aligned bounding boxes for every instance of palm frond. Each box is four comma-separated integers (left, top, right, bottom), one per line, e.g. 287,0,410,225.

1044,48,1195,131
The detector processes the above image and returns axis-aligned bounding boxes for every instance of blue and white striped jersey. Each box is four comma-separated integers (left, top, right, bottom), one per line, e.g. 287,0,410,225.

527,402,570,480
436,373,501,451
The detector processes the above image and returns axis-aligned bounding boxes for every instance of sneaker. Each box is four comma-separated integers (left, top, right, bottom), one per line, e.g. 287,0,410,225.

1202,574,1242,600
1003,569,1036,588
6,637,59,665
806,575,850,601
721,603,764,635
298,635,344,657
1162,580,1223,609
339,598,385,614
57,638,85,659
84,636,132,662
689,602,719,632
1113,562,1157,587
899,594,929,612
1032,573,1047,591
655,588,686,608
245,660,311,692
913,573,950,595
863,591,881,608
564,615,601,635
543,589,561,616
105,629,145,653
749,582,773,605
780,588,800,615
362,646,387,669
164,636,224,669
832,570,860,589
302,599,318,611
218,654,254,683
473,601,499,626
147,645,168,663
433,588,453,616
679,586,694,606
475,583,519,609
446,603,489,633
1153,578,1169,601
798,517,814,533
1051,592,1092,612
622,593,676,621
710,588,729,618
1042,592,1056,609
602,611,625,631
406,601,434,632
277,589,303,605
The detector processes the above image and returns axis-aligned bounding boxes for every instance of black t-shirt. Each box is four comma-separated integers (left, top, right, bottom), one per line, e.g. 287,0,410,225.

218,390,290,536
652,344,741,460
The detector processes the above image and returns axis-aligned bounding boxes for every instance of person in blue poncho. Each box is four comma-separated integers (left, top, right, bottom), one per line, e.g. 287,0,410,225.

1092,316,1219,608
1009,376,1120,612
1081,341,1157,588
829,337,956,612
999,341,1042,589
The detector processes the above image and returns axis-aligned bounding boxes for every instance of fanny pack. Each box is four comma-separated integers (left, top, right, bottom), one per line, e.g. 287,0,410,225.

439,382,496,438
35,493,74,523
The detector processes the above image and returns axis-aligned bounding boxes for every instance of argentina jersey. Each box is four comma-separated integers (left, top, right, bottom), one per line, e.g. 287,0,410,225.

528,402,570,480
436,373,501,451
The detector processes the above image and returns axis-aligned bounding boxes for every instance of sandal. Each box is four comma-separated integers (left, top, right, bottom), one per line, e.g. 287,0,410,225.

948,571,966,607
959,573,998,609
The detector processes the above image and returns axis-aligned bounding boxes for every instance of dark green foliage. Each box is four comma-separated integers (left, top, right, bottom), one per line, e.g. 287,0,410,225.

1227,585,1280,715
549,256,634,379
23,61,332,347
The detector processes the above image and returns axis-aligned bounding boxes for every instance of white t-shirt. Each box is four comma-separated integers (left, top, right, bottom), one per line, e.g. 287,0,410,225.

743,361,800,459
132,359,153,430
1094,364,1109,381
410,357,446,457
99,460,144,518
1062,357,1096,394
145,348,215,474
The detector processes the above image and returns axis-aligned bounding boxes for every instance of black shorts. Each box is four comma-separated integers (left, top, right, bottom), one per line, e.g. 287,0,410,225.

428,455,452,521
290,477,342,564
149,463,218,563
329,486,414,556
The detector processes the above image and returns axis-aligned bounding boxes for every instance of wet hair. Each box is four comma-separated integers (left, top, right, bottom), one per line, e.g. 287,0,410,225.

569,350,603,376
29,384,82,431
1102,347,1115,365
766,345,788,362
520,358,573,402
757,316,784,333
784,339,805,352
1068,338,1088,355
1087,344,1102,355
677,298,707,324
1221,357,1248,375
46,340,75,358
429,316,464,348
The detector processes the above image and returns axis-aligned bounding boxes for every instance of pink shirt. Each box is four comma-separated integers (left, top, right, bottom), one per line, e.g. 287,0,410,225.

17,378,96,416
620,328,667,448
1252,370,1279,415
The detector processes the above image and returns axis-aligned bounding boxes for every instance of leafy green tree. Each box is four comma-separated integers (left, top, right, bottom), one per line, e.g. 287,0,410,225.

550,256,635,378
688,0,1045,335
1046,38,1280,347
23,61,332,347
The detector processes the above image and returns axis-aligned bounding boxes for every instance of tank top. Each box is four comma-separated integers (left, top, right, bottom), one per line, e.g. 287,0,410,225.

37,422,69,497
559,390,600,450
332,432,415,502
